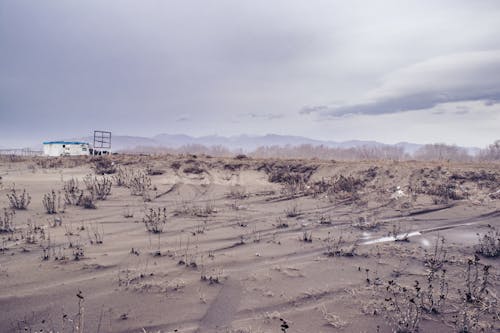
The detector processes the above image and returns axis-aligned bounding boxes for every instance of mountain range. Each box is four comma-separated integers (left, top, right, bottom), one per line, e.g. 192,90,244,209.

64,133,480,155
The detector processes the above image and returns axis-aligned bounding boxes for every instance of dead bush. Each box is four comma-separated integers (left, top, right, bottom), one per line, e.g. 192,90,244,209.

330,175,363,194
324,231,357,257
260,161,317,184
143,207,167,233
280,177,307,197
87,223,104,245
382,280,423,333
171,161,182,170
311,175,364,202
86,175,112,200
6,187,31,210
0,208,15,233
284,202,300,218
351,216,381,230
427,183,466,203
174,201,216,217
223,163,243,171
454,255,494,332
449,171,498,189
301,231,312,242
92,157,116,175
474,225,500,257
424,236,448,272
63,178,84,206
146,165,165,175
77,194,95,209
129,170,152,196
42,190,58,214
184,165,205,174
112,166,131,187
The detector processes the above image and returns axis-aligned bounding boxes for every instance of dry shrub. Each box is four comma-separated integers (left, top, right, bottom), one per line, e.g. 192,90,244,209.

383,280,423,333
42,190,58,214
223,162,243,171
34,156,89,169
85,175,112,200
351,216,381,230
330,175,363,194
143,207,167,233
449,171,498,189
92,157,116,175
63,178,84,206
284,202,300,218
426,183,466,203
0,208,15,233
184,165,205,174
87,223,104,245
474,225,500,257
171,161,182,170
424,236,447,271
324,230,357,257
62,178,96,208
259,161,317,184
146,165,165,175
129,170,152,196
80,195,96,209
175,202,216,218
112,167,131,187
454,256,495,332
6,187,31,210
311,175,364,201
234,154,248,160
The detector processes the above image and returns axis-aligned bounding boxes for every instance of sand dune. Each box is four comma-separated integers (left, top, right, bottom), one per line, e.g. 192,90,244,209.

0,155,498,333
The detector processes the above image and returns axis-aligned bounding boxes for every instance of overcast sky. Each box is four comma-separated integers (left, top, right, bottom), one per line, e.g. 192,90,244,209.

1,1,499,148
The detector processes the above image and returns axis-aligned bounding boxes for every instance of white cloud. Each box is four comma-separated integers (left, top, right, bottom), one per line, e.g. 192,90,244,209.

302,50,500,117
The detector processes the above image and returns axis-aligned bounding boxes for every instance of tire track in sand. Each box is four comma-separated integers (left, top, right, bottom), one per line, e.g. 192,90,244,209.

196,277,242,332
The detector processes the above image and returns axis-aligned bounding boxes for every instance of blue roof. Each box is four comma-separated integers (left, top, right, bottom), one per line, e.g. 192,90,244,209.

43,141,89,145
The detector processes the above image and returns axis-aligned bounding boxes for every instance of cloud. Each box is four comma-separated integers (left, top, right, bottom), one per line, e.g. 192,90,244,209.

302,50,500,117
244,113,285,120
176,116,191,122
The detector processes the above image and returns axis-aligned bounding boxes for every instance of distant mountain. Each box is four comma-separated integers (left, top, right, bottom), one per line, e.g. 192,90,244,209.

47,133,480,155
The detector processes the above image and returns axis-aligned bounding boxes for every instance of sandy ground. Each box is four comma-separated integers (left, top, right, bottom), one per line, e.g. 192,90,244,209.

0,155,498,333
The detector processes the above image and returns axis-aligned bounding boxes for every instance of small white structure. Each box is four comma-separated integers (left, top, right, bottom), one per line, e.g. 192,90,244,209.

43,141,90,156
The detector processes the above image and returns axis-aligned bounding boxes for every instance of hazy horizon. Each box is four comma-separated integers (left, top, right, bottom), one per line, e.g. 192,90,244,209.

1,1,500,148
3,132,490,152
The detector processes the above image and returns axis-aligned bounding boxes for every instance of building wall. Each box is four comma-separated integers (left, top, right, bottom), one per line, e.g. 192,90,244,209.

43,143,90,156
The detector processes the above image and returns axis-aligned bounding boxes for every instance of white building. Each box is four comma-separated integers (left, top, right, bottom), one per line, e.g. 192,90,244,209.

43,141,90,156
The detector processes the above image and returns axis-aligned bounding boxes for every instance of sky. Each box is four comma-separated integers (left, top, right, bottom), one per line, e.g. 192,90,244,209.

1,0,500,148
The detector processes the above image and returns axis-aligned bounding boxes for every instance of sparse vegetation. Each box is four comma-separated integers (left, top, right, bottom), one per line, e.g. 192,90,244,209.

383,279,423,333
129,170,152,196
80,194,96,209
85,175,112,200
474,225,500,257
92,157,116,174
42,190,58,214
324,231,357,257
6,186,31,210
112,166,131,186
87,223,104,245
63,178,82,205
1,154,500,332
0,208,15,233
143,207,167,233
284,202,300,218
